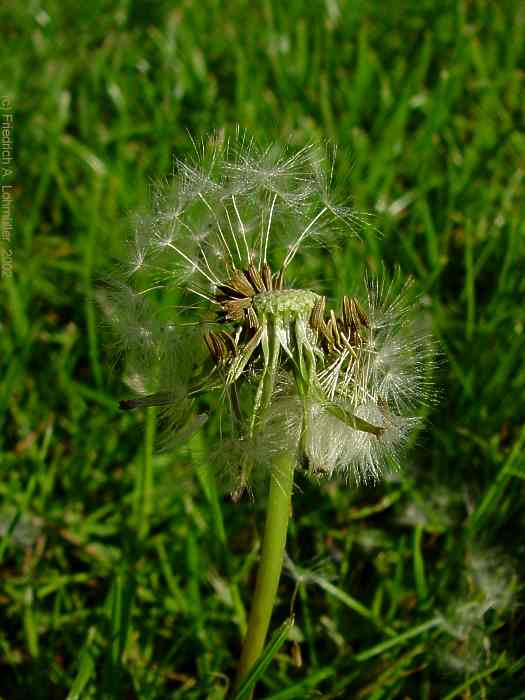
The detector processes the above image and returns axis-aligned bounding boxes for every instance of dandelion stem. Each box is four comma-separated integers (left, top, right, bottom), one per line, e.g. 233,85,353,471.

234,450,296,695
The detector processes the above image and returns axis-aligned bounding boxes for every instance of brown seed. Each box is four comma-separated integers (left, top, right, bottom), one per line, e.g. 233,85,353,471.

310,296,327,333
342,296,352,328
351,297,368,327
229,269,256,297
330,310,341,347
223,297,253,321
261,262,273,291
246,263,265,293
205,330,239,366
204,331,222,363
247,307,260,329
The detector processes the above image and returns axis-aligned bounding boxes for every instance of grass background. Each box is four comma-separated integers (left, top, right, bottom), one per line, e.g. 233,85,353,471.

1,0,525,697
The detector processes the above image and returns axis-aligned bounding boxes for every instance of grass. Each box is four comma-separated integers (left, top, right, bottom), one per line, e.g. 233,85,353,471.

1,0,525,697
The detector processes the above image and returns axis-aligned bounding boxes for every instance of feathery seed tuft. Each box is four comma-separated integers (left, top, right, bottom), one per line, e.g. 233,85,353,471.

104,132,435,493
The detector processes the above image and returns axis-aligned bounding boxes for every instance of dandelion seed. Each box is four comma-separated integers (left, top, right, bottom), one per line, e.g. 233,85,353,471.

437,548,515,676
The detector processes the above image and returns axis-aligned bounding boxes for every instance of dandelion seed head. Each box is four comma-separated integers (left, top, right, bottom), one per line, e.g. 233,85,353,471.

104,131,436,495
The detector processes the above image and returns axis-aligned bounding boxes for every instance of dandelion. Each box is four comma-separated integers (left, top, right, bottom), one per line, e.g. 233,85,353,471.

103,131,435,693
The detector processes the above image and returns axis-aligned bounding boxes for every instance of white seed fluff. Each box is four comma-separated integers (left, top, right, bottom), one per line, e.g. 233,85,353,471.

103,131,435,492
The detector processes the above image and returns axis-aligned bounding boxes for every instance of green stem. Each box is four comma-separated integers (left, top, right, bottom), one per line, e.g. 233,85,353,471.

234,451,296,695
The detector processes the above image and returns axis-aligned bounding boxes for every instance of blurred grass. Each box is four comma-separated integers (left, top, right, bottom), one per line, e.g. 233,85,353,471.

1,0,525,697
